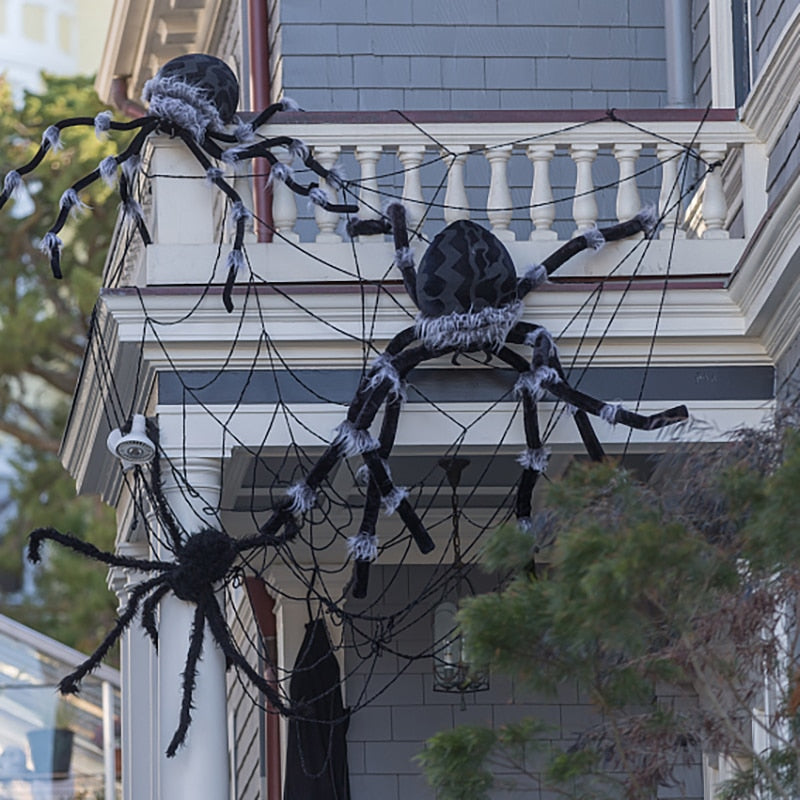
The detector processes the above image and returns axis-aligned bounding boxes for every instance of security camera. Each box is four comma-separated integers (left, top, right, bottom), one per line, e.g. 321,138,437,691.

106,414,156,470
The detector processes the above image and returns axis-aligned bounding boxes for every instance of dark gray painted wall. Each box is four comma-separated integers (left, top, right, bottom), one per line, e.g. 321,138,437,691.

752,0,793,78
692,0,712,106
271,0,668,111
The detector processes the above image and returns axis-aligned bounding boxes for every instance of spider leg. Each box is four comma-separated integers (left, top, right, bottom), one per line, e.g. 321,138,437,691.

516,207,659,298
166,599,208,757
59,574,165,694
141,583,171,651
204,594,291,715
28,526,169,571
174,129,251,312
494,346,549,528
508,323,605,461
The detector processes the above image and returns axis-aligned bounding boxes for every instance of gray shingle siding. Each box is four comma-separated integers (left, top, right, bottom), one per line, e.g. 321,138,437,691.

271,0,668,111
767,102,800,202
753,0,793,78
692,0,712,107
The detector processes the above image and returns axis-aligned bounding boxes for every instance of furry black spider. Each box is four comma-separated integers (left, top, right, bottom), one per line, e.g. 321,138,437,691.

0,53,358,312
27,481,301,757
258,202,689,598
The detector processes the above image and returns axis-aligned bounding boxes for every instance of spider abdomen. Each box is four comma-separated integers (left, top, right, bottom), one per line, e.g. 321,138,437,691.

416,219,518,317
171,528,238,602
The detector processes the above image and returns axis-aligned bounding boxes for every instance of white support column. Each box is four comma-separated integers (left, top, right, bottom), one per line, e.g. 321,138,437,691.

398,145,426,232
741,141,768,237
442,145,470,225
271,148,299,243
700,145,729,239
527,143,557,240
657,142,687,239
613,143,642,222
485,144,515,241
158,458,229,799
313,145,343,243
708,0,736,108
355,145,383,225
570,143,599,234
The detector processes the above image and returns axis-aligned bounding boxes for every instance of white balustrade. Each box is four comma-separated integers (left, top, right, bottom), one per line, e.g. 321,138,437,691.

355,145,383,224
271,148,299,243
656,143,687,240
312,145,342,243
442,145,471,226
699,144,729,239
485,144,514,241
398,145,426,233
570,143,599,234
613,143,642,223
527,143,557,240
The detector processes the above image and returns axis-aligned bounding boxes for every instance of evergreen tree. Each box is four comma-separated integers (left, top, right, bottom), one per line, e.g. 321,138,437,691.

0,74,118,654
419,412,800,800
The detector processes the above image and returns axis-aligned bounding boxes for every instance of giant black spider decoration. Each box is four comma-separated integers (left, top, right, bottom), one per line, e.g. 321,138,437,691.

0,52,358,312
259,203,690,598
26,438,301,757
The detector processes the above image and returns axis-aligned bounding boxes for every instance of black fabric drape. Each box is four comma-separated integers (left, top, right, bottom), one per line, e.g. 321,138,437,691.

283,618,350,800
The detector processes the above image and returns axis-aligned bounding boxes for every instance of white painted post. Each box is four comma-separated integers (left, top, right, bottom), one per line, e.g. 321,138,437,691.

313,145,343,243
613,143,642,222
271,148,299,243
486,144,515,241
442,145,471,225
102,681,116,800
398,145,426,232
741,142,768,237
700,144,729,239
657,142,687,239
570,143,599,234
158,458,229,800
355,145,383,225
526,143,557,240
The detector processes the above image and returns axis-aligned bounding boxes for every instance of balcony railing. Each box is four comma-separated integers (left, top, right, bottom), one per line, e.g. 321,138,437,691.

110,109,762,290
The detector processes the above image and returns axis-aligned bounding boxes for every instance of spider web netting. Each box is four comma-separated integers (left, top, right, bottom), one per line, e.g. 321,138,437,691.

81,110,713,733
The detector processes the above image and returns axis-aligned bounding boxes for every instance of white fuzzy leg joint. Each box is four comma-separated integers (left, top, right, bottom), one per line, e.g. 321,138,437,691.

326,163,347,190
517,446,551,472
99,156,118,187
395,246,415,270
225,249,245,275
122,154,141,181
60,188,88,217
515,367,560,402
381,487,408,515
309,187,330,208
281,96,301,112
230,201,252,224
583,226,606,251
334,420,379,457
523,327,557,358
636,203,659,238
123,197,144,222
367,354,405,403
205,166,224,185
286,481,316,513
600,402,623,425
267,162,292,187
39,231,62,258
42,125,63,152
347,531,379,562
355,463,371,487
288,139,309,162
94,111,113,138
523,263,547,289
3,170,21,196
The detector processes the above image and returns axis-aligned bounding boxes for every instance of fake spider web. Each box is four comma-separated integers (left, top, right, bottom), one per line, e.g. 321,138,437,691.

23,107,714,762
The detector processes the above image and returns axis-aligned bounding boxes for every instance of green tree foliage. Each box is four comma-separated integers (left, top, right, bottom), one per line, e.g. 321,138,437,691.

419,415,800,800
0,74,118,654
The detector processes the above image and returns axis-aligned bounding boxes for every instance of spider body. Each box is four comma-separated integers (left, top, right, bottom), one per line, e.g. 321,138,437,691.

259,202,689,599
0,52,358,311
167,527,238,603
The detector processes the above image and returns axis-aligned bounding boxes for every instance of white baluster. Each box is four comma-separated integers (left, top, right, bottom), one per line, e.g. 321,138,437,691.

700,144,729,239
486,144,514,241
570,143,599,235
526,143,557,240
657,143,687,240
313,145,342,243
355,145,382,226
442,145,470,225
271,148,299,243
398,145,426,232
613,143,642,222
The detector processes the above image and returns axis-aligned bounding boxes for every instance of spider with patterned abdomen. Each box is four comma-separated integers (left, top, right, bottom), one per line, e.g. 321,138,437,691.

0,53,358,312
258,202,689,599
